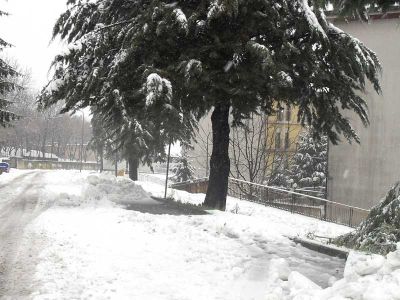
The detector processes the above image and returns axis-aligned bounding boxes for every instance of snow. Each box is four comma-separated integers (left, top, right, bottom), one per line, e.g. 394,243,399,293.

144,73,172,106
0,149,59,159
263,244,400,299
173,8,188,33
185,59,202,81
136,180,350,239
2,170,398,299
298,0,327,39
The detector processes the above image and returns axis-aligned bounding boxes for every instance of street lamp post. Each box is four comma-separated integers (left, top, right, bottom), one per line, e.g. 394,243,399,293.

79,111,85,172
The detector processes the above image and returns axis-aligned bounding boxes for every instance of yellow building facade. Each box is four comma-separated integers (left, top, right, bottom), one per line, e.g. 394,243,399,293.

264,105,304,181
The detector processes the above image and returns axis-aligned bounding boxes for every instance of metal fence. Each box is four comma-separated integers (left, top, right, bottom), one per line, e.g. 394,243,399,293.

138,172,167,186
228,178,370,228
170,177,209,193
137,174,370,228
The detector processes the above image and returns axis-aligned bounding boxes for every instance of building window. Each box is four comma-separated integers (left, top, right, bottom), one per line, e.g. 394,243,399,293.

275,131,281,149
277,109,284,122
284,131,290,149
286,107,291,122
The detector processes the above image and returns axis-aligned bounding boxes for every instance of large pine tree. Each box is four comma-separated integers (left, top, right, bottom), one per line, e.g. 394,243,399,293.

0,10,18,126
43,0,381,210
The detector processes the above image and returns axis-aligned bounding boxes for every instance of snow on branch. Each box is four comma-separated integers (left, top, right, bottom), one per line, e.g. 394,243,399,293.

246,41,273,70
207,0,239,21
144,73,173,107
185,59,202,83
173,9,188,34
297,0,327,39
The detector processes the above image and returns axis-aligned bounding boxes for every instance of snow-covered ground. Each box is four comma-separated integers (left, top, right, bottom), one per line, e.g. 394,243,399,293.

1,170,399,299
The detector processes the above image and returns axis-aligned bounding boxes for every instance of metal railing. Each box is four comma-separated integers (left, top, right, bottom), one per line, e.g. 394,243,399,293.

138,172,167,186
170,177,209,193
228,178,370,228
137,174,369,228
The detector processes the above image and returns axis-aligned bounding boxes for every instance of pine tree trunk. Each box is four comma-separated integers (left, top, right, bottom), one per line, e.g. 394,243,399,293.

128,156,139,181
204,102,230,210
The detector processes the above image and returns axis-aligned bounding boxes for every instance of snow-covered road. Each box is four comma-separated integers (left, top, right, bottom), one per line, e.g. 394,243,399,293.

0,171,50,298
0,170,356,299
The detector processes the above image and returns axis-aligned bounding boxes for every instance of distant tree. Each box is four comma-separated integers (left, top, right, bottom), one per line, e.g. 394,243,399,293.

288,131,328,190
172,155,195,183
230,111,300,186
0,10,19,126
331,0,399,20
40,0,195,181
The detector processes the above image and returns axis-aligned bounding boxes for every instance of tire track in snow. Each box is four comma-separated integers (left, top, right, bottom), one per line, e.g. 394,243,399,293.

0,171,50,299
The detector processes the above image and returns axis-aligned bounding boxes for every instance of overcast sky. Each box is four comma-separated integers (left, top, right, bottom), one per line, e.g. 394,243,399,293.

0,0,67,90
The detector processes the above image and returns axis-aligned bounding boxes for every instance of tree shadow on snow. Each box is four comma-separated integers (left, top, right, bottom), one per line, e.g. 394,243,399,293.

125,197,208,216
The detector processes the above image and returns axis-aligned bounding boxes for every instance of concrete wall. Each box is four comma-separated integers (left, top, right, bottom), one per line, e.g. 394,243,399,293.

9,157,100,171
328,18,400,209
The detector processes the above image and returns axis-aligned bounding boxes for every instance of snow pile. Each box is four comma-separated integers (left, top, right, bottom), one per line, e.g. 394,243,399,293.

335,182,400,255
84,174,155,206
44,172,155,208
264,244,400,299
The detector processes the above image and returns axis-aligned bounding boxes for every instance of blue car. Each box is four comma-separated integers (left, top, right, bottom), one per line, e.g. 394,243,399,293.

0,162,10,174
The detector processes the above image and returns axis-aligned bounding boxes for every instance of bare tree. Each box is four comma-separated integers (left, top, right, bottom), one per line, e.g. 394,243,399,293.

230,111,301,185
0,61,93,162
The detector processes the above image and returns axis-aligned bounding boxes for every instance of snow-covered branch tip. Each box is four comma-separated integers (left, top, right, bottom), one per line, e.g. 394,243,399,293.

144,73,172,107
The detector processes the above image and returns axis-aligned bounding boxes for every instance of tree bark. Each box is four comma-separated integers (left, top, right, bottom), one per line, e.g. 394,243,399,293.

204,102,230,210
128,156,139,181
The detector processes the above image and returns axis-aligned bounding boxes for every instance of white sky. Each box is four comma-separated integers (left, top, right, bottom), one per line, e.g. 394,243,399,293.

0,0,67,90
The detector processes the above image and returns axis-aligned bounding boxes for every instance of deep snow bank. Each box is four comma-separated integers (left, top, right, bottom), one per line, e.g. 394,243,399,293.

52,172,157,208
265,243,400,299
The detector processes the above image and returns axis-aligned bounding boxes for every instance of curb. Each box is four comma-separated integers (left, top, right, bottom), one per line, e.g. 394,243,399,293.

292,237,349,259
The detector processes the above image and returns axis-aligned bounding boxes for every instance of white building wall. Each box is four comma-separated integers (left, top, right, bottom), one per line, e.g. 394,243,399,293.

328,17,400,209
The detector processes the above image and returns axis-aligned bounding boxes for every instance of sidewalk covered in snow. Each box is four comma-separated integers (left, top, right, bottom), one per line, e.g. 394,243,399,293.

1,170,399,299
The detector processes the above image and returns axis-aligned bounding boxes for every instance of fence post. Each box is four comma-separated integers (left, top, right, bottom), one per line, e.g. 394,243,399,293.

291,193,295,213
349,207,354,227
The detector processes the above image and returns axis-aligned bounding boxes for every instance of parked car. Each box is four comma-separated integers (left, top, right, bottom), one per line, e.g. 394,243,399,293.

0,162,10,174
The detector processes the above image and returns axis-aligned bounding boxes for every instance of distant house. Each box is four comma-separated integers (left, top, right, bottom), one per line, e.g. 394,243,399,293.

327,11,400,209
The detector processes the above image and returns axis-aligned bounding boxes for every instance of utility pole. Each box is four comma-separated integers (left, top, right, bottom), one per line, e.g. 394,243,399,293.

80,111,84,172
325,141,329,200
115,151,118,177
164,139,172,199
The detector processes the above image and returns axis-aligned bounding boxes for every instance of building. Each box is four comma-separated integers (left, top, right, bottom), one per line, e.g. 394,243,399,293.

327,12,400,209
188,105,304,183
264,105,304,182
